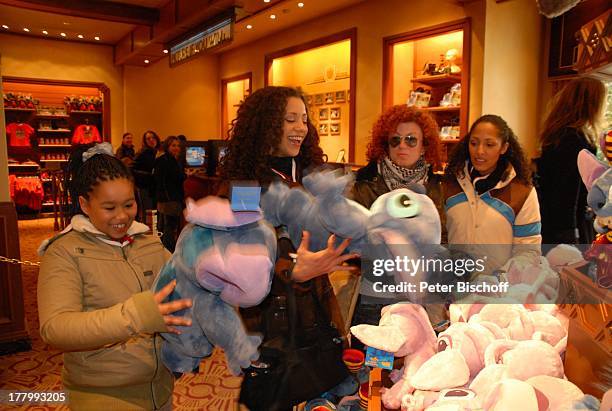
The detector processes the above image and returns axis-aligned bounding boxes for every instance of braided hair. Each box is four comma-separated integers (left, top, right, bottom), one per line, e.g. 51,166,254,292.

66,144,134,216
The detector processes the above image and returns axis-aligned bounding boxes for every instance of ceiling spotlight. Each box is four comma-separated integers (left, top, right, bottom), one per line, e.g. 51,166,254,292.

246,24,253,29
163,49,168,54
77,34,83,39
144,59,150,64
94,36,100,41
298,2,304,7
23,27,30,32
60,32,66,37
264,0,270,2
1,25,8,30
270,14,276,19
42,30,48,35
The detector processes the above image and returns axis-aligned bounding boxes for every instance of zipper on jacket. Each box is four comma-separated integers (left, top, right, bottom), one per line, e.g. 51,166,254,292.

122,246,144,292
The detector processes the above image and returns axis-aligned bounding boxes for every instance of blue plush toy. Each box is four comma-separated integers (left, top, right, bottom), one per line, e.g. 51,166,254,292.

152,195,277,375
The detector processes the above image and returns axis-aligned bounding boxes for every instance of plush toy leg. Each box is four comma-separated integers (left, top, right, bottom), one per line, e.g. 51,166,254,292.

195,292,262,375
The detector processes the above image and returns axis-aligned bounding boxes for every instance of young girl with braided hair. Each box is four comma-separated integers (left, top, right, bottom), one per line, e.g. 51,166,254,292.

38,143,191,410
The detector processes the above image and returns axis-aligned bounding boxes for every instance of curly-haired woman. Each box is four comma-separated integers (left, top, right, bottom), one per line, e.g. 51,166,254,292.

444,114,541,271
349,105,447,331
351,105,444,224
222,86,357,408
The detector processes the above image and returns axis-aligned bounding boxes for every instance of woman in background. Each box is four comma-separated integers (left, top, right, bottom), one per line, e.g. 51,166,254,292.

537,77,607,244
132,130,161,222
115,132,136,166
154,136,185,252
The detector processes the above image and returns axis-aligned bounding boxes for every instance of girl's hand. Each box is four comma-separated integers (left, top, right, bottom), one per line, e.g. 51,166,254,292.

154,280,193,334
291,231,359,283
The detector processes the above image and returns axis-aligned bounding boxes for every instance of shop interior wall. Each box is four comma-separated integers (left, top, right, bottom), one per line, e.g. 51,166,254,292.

219,0,485,165
0,58,8,202
0,33,124,147
270,41,351,160
123,54,220,148
481,0,544,159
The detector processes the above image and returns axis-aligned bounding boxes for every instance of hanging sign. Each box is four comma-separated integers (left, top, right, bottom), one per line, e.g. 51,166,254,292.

170,16,233,66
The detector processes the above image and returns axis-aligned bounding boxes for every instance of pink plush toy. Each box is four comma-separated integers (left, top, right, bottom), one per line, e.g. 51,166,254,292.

469,339,564,400
409,321,505,391
350,303,437,409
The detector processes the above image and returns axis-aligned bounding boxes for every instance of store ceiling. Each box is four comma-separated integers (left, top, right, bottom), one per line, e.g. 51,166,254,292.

0,0,367,66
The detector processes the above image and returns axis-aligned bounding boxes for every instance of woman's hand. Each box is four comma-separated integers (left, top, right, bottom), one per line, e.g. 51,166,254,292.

291,231,359,283
154,280,193,334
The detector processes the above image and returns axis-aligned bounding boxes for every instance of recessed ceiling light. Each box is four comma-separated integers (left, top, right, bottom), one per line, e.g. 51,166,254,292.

246,24,253,29
23,28,30,32
42,30,48,35
63,22,70,26
1,25,8,30
77,34,83,39
270,14,276,19
94,36,100,41
163,49,168,54
298,2,304,7
144,59,150,64
264,0,270,2
60,32,66,37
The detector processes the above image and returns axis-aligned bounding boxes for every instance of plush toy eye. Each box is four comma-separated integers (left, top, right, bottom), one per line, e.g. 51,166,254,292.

387,193,421,218
437,335,452,352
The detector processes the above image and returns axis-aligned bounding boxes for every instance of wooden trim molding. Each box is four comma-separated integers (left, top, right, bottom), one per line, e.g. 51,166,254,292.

264,28,358,162
221,72,252,140
0,201,29,346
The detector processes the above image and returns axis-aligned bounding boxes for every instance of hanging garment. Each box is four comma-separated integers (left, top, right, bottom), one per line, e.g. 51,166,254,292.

6,122,35,147
72,124,102,145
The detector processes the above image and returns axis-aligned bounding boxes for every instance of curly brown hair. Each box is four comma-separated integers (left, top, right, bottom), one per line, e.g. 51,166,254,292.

366,105,441,170
446,114,532,184
220,86,324,185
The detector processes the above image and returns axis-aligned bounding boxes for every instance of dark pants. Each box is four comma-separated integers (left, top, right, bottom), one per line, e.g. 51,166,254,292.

158,212,180,252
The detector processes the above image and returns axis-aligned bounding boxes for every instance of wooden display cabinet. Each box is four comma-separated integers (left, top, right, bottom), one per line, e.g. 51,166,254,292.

383,19,470,164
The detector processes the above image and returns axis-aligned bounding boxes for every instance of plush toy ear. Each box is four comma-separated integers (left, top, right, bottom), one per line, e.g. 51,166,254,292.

577,149,608,191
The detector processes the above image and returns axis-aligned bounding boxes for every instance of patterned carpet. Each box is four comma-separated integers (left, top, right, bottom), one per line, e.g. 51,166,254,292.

0,218,244,410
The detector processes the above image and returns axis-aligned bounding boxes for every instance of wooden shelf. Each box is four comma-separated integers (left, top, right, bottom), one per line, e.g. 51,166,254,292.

8,163,39,167
37,129,71,133
411,74,461,86
69,110,101,114
35,113,69,118
38,144,72,148
4,107,36,112
40,159,68,162
421,106,461,112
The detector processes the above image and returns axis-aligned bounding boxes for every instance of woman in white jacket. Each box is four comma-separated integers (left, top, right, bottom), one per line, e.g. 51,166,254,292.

443,114,541,273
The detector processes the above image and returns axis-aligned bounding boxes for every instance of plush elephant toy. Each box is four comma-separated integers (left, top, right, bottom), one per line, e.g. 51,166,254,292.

152,195,277,375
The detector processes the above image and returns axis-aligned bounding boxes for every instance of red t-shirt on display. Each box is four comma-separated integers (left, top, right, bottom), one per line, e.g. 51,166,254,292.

6,123,35,147
72,124,102,145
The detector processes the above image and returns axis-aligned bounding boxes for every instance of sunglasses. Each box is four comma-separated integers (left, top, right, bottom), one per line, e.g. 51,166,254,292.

388,134,420,148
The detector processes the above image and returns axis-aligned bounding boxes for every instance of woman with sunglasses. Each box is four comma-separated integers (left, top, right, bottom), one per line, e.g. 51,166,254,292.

351,104,444,218
349,105,447,333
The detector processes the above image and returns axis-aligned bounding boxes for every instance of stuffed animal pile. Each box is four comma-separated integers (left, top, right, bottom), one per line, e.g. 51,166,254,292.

350,301,591,411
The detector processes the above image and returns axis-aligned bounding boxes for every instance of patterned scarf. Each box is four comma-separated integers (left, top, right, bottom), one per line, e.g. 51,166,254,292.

379,155,429,190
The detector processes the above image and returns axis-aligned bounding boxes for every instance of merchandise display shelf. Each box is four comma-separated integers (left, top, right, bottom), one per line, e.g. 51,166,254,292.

37,129,71,133
38,144,72,148
8,163,39,167
441,138,461,144
40,159,68,162
69,110,102,114
421,106,460,112
35,113,69,118
4,107,36,112
411,74,461,86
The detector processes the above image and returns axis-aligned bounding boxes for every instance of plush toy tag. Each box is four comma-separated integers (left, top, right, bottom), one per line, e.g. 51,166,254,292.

230,181,261,212
365,346,394,370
